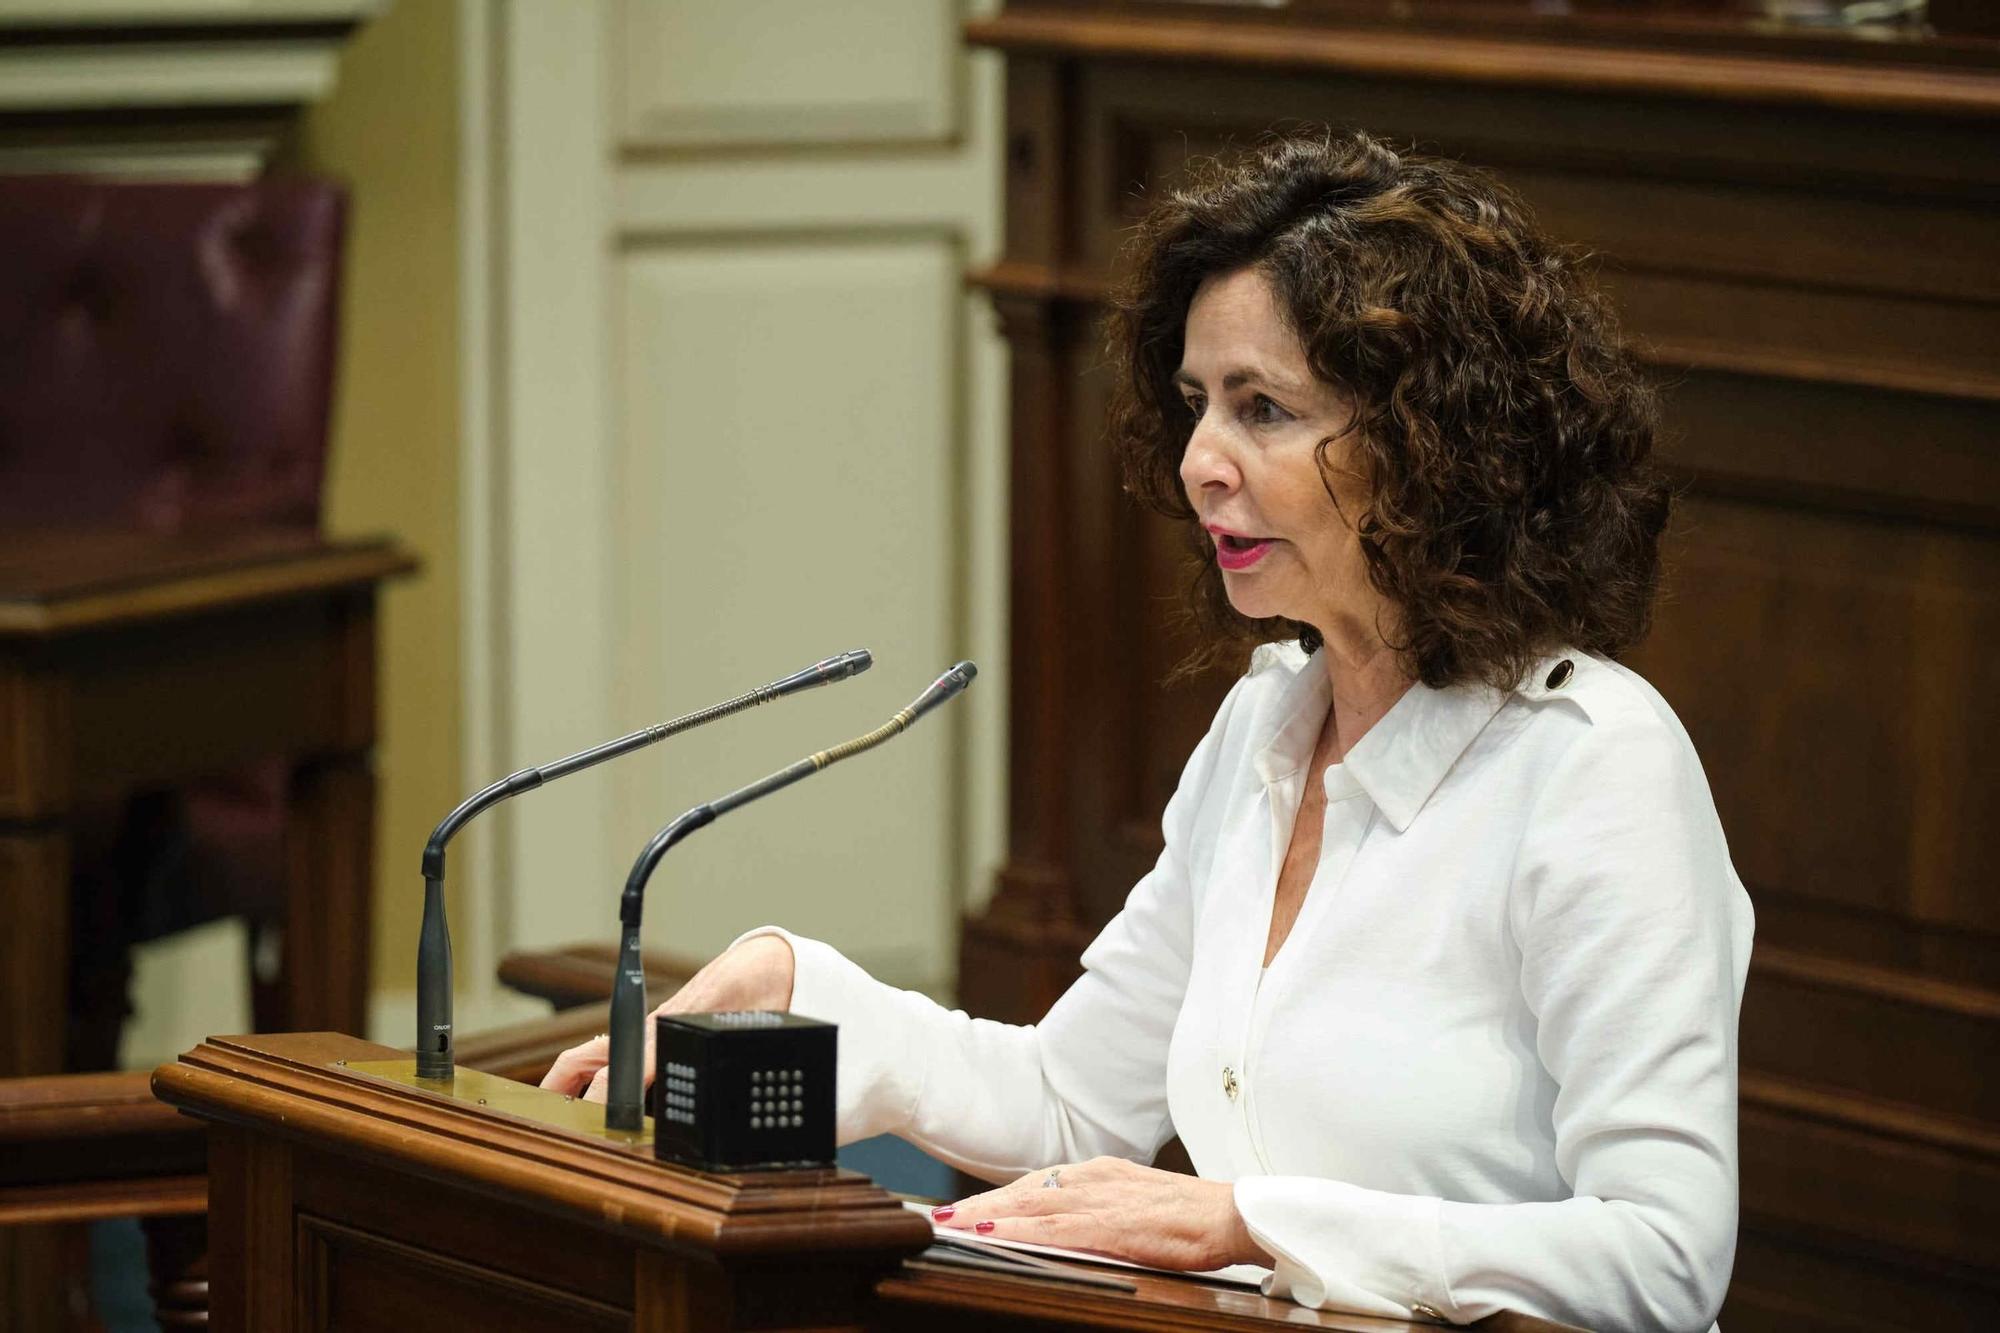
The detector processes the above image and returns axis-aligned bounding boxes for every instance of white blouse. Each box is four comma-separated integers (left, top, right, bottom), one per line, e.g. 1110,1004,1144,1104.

746,643,1753,1331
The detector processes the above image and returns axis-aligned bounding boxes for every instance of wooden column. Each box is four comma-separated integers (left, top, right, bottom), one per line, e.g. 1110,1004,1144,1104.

958,56,1092,1024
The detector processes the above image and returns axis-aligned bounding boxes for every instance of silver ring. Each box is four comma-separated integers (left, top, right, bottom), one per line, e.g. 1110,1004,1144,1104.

1042,1168,1062,1189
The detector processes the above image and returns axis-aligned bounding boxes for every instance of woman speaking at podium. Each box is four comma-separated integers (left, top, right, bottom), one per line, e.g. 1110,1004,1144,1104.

545,130,1753,1333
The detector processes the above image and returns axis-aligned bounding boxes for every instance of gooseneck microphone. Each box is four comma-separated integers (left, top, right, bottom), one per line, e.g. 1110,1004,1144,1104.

414,650,872,1079
603,660,977,1131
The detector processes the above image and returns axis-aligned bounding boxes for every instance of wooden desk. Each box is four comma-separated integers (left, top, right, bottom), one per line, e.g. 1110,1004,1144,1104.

0,528,415,1077
497,941,704,1011
874,1264,1574,1333
155,1031,1582,1333
0,1001,631,1331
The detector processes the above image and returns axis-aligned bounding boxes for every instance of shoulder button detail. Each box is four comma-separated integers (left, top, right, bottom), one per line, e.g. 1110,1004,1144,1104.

1545,659,1574,690
1221,1066,1239,1101
1410,1302,1445,1321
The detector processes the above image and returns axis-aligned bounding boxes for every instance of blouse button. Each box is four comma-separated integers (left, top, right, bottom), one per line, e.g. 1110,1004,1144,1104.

1545,659,1574,690
1221,1066,1239,1100
1411,1302,1445,1321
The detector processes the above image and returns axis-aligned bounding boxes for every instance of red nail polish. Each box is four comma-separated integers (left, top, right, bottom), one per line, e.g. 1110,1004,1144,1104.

975,1220,995,1234
931,1206,955,1221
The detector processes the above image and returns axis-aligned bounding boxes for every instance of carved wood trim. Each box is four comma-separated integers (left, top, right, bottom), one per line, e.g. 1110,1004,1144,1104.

154,1031,930,1259
0,532,416,638
0,1175,205,1226
1753,945,2000,1025
1740,1072,2000,1163
1640,334,2000,405
0,1068,188,1140
965,10,2000,118
969,260,2000,408
141,1212,208,1330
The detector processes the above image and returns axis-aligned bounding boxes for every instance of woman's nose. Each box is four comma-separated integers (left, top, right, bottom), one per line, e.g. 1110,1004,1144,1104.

1179,417,1239,495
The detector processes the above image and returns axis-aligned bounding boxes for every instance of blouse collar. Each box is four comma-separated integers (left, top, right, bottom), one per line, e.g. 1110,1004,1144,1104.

1249,642,1509,834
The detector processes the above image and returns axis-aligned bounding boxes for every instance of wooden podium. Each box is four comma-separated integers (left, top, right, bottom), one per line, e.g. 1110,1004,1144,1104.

155,1031,1579,1333
153,1031,927,1331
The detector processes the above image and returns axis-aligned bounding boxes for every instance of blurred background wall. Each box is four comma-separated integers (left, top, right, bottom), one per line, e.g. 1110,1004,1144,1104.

119,0,468,1068
303,0,462,1017
117,0,1008,1064
463,0,1009,1020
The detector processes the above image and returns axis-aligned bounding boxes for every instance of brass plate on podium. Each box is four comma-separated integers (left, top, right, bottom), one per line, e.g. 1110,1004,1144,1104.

344,1058,652,1148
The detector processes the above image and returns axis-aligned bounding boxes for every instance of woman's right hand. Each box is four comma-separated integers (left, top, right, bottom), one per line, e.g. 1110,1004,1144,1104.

537,932,797,1102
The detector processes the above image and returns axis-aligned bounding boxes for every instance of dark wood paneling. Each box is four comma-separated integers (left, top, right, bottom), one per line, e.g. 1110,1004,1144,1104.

1611,268,2000,404
207,1125,295,1333
298,1216,629,1333
1751,891,1999,991
1744,950,2000,1128
1724,1223,2000,1333
1657,372,2000,529
1737,1091,2000,1285
55,600,357,806
965,4,2000,1326
0,828,66,1078
1629,494,1999,936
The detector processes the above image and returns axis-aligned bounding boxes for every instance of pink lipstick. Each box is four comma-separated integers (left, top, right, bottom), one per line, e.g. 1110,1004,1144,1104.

1209,526,1274,571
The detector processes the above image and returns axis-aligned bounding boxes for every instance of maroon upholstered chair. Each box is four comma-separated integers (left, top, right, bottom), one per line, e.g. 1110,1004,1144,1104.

0,176,348,1068
0,177,342,532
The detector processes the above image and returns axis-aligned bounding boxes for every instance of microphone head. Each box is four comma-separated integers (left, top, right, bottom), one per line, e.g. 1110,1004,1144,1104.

769,649,874,698
823,648,873,680
905,660,977,725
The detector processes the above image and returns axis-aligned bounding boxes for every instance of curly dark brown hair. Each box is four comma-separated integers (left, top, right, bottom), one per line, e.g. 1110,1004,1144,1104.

1107,128,1672,692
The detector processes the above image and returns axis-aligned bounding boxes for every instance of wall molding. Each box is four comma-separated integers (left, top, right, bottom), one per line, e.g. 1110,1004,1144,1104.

1742,1070,2000,1162
0,0,383,177
964,8,2000,118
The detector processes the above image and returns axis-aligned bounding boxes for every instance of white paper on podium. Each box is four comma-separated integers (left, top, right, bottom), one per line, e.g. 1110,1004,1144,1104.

903,1200,1269,1288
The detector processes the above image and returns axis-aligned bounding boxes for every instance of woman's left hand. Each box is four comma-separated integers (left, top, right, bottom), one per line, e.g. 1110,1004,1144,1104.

932,1156,1271,1273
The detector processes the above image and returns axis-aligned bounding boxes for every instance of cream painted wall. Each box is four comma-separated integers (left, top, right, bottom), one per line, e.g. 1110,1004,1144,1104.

462,0,1009,1015
132,1,1006,1065
300,0,462,1016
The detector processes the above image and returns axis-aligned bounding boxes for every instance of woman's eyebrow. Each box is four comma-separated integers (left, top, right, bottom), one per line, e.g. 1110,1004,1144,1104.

1174,366,1307,396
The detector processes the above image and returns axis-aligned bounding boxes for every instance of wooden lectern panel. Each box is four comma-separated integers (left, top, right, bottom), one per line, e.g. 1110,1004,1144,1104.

156,1031,930,1332
299,1214,629,1332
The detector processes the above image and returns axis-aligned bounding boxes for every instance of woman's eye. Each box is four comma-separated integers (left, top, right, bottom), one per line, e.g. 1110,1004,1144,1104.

1181,393,1206,418
1249,395,1289,425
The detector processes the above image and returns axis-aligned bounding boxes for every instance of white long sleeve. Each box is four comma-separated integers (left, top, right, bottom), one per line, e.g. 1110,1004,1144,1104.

741,644,1751,1330
738,677,1244,1179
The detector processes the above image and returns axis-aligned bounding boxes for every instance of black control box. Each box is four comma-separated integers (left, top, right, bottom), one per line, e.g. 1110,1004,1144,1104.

650,1011,836,1172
